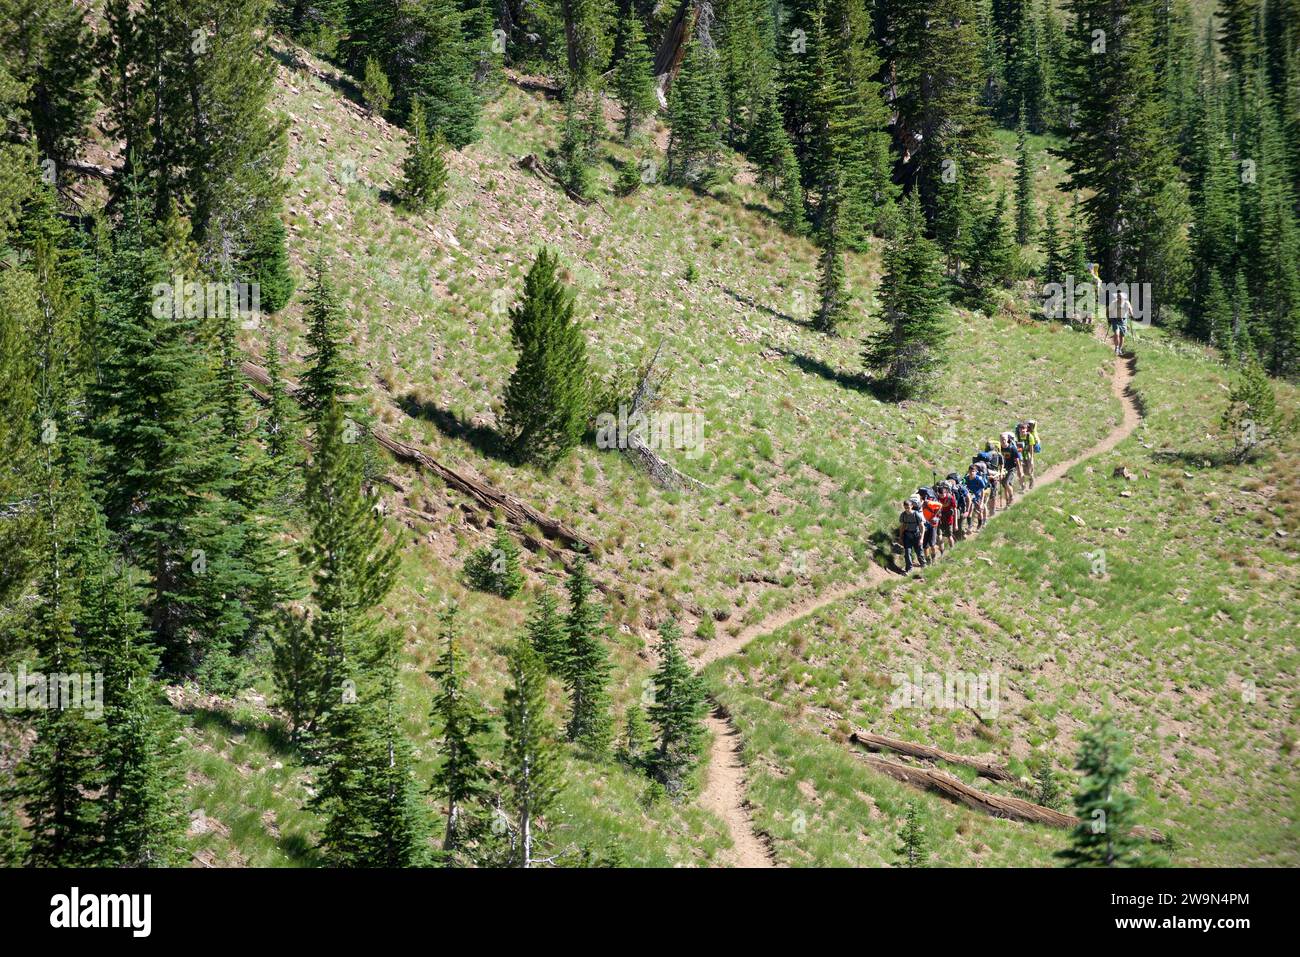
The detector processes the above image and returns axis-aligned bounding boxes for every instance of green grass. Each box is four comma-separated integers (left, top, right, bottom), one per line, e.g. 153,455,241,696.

707,328,1299,867
169,45,1294,868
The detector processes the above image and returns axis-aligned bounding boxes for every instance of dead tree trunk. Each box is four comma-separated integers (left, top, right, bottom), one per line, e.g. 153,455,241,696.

602,344,708,492
849,730,1015,782
852,751,1165,842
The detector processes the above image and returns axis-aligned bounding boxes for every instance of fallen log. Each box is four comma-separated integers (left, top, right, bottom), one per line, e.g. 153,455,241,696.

850,730,1015,782
240,360,597,553
854,752,1165,842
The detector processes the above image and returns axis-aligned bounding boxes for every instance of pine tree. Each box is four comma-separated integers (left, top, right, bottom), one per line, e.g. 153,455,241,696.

554,89,601,200
1040,204,1065,288
748,86,791,191
666,36,724,186
244,202,295,315
91,176,240,677
864,192,950,399
896,801,927,867
82,537,187,866
934,169,973,280
717,0,778,145
815,183,850,334
501,247,591,469
965,191,1018,308
620,703,653,767
883,0,995,222
429,604,493,858
463,523,525,598
613,14,657,141
1014,110,1036,245
502,638,562,868
298,256,364,429
1057,0,1189,321
400,99,450,214
562,547,612,755
1057,717,1147,867
525,585,567,673
1205,268,1236,362
647,619,708,792
0,0,97,185
103,0,291,281
777,146,810,236
1221,357,1284,462
361,56,393,116
1032,755,1062,810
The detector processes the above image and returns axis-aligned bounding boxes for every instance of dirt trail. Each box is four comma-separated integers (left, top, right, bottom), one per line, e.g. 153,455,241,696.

692,355,1140,869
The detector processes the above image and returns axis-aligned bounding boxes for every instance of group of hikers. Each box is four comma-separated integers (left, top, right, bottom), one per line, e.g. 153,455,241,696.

895,420,1042,573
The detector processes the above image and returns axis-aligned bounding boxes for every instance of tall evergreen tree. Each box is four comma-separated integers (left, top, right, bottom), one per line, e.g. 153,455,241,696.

1014,110,1037,245
613,13,658,141
501,247,591,469
502,637,562,868
400,99,450,214
562,548,612,755
525,584,568,673
666,36,725,186
864,192,950,399
815,182,850,333
429,604,493,859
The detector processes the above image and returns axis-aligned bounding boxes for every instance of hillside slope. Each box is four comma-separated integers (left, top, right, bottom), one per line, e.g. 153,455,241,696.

172,43,1297,868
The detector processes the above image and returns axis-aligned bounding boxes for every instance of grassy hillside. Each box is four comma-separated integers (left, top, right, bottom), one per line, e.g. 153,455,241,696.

710,331,1299,867
171,43,1296,868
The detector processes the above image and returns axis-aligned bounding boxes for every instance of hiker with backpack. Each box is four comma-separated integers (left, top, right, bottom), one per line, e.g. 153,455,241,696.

947,472,970,539
977,441,1004,515
1018,421,1038,489
999,432,1021,507
964,463,989,530
1109,286,1135,356
920,487,943,563
898,498,926,573
937,481,958,549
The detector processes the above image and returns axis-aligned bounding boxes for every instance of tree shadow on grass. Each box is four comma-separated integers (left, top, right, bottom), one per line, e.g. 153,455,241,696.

719,285,818,331
269,46,365,111
771,345,892,399
397,391,506,460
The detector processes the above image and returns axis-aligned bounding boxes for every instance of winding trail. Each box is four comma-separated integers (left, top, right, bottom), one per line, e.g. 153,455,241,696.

692,355,1141,868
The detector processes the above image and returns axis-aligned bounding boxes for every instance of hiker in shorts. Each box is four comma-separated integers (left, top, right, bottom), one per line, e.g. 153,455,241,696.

920,487,943,562
897,498,926,572
999,432,1020,507
965,463,989,529
1109,287,1134,356
937,481,958,549
1018,421,1037,489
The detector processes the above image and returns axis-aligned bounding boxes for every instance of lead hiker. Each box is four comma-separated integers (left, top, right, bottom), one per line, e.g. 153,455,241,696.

898,498,926,573
1109,286,1135,356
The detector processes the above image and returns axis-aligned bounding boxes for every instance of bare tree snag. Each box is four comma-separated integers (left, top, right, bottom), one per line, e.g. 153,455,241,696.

852,751,1165,842
653,1,716,95
240,360,596,553
601,343,709,492
849,730,1015,782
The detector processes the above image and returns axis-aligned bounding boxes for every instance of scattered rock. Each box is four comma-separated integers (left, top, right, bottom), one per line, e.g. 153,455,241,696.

1113,465,1137,480
1070,514,1087,526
